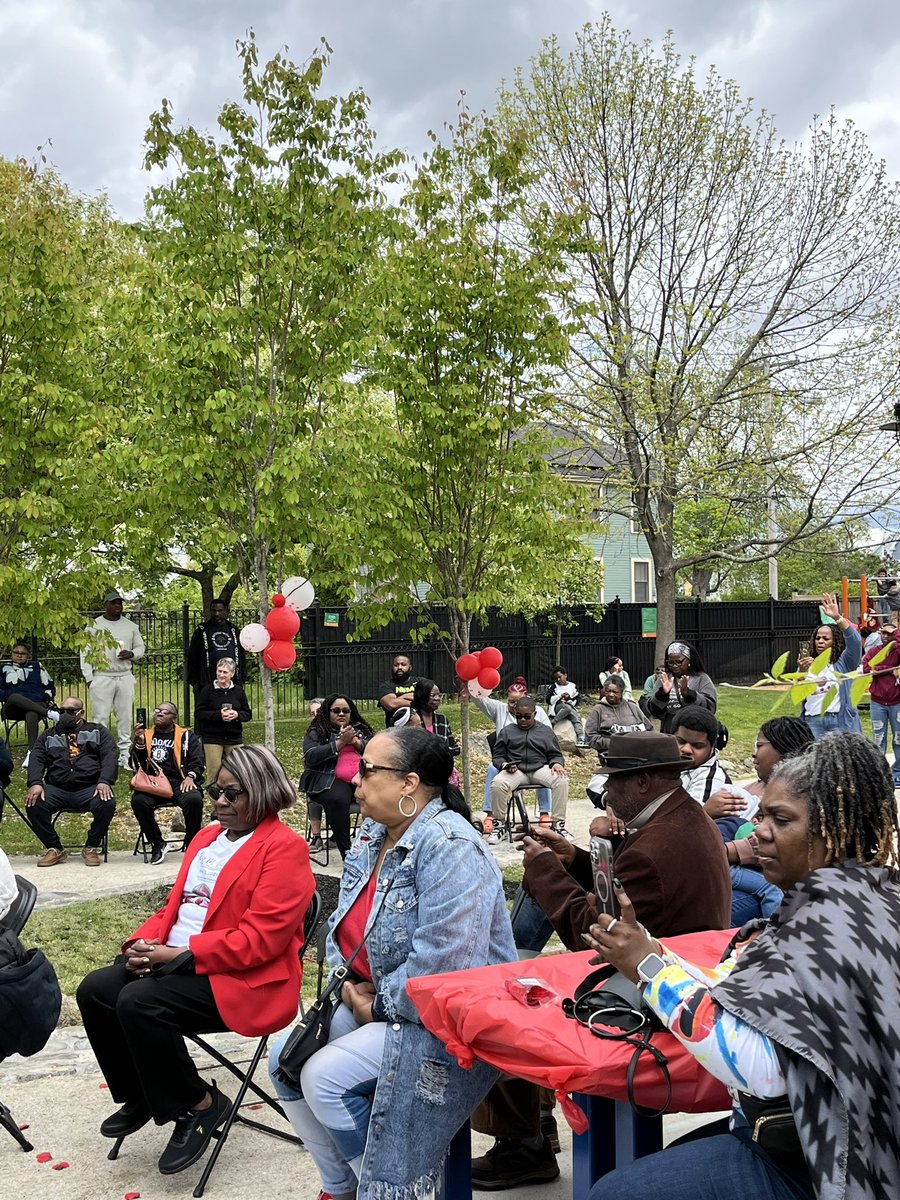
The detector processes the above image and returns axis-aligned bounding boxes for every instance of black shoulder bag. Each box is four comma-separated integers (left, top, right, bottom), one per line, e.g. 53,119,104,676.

274,875,396,1088
562,964,671,1116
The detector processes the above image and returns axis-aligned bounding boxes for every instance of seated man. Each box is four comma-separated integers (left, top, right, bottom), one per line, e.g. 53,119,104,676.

545,666,585,745
471,731,731,1189
672,708,730,804
490,697,568,827
130,702,205,864
25,697,118,867
470,682,552,838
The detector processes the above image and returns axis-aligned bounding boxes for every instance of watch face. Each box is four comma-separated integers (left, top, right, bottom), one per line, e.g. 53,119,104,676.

637,953,668,984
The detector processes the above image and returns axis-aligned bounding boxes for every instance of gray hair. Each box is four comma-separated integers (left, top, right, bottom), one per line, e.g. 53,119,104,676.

604,674,626,690
216,658,237,675
220,744,297,823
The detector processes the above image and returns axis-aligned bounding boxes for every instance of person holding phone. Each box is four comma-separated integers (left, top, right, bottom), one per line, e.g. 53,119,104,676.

797,592,863,739
301,694,373,860
130,703,205,863
194,658,252,780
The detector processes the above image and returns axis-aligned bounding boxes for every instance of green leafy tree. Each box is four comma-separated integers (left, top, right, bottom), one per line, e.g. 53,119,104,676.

501,19,900,654
335,112,592,796
131,35,400,746
0,157,133,647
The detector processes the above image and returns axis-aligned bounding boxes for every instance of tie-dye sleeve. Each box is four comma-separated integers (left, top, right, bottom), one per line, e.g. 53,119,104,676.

643,951,787,1098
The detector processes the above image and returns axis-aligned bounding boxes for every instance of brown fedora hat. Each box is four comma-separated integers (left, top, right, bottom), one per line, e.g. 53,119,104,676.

601,732,692,775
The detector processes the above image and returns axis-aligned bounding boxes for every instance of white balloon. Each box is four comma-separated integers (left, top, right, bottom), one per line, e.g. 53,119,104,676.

281,575,316,612
239,623,271,653
467,679,490,701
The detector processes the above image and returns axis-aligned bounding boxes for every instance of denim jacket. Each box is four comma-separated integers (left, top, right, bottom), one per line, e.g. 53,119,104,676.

325,797,516,1199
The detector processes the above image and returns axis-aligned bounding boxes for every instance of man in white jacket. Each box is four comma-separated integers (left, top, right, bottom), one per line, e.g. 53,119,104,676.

81,593,146,768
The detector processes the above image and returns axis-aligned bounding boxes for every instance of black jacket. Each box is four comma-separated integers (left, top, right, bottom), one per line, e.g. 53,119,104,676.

130,725,205,789
195,683,252,745
28,722,118,791
492,722,563,774
301,724,371,796
187,621,246,688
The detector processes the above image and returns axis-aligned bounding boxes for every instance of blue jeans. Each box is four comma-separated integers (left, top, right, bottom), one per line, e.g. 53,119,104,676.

730,865,783,926
482,763,550,814
589,1128,813,1200
803,712,840,741
509,886,554,953
869,701,900,781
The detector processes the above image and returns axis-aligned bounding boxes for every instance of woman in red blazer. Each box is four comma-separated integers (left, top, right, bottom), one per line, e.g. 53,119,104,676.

76,744,314,1178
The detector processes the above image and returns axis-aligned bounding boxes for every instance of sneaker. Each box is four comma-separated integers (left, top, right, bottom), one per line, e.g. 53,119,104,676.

20,751,30,770
482,815,494,836
37,847,67,867
158,1083,230,1175
487,830,501,845
308,835,324,853
471,1136,560,1190
100,1100,152,1139
82,845,102,867
150,842,170,865
553,821,575,843
576,736,587,746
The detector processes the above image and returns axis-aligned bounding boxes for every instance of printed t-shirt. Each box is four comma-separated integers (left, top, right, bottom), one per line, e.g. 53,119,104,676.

167,827,255,947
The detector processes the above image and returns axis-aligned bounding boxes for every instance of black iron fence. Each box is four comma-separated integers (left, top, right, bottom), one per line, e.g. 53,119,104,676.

19,599,822,736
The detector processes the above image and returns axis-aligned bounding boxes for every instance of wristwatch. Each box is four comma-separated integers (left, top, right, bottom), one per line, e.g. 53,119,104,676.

636,952,668,985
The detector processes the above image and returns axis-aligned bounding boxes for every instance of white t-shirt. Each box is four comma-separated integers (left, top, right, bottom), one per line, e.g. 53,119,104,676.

804,665,841,716
166,827,254,947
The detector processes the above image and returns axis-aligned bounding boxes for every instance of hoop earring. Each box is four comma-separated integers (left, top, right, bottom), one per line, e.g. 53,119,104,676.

398,794,418,818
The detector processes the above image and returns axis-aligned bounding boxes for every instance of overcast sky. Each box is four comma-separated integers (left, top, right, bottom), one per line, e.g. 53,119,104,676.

2,0,899,220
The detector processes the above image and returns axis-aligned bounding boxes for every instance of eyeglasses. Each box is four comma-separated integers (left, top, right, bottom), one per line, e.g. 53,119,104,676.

59,706,83,715
206,783,247,805
330,706,351,714
358,762,406,779
514,712,535,721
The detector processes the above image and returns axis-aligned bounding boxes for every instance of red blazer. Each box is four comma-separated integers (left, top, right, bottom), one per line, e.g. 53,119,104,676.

124,815,314,1037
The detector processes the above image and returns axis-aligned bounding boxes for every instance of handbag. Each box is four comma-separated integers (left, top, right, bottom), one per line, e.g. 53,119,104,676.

738,1091,804,1163
563,963,671,1116
274,875,396,1088
129,759,173,800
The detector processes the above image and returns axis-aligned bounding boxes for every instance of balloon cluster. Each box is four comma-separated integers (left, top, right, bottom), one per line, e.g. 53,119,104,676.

238,576,315,673
455,646,503,700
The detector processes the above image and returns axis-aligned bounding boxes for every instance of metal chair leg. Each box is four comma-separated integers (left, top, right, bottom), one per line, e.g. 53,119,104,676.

0,1100,34,1152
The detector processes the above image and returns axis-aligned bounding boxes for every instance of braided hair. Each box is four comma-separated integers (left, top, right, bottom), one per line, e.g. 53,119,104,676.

770,732,899,871
759,716,814,758
807,622,846,664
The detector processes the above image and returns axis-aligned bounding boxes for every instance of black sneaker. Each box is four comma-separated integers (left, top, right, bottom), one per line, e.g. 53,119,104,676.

100,1100,152,1138
308,835,324,853
471,1137,560,1190
158,1083,230,1175
150,843,170,865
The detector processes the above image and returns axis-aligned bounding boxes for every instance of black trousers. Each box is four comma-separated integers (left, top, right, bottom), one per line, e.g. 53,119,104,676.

75,961,227,1123
2,695,49,746
28,784,116,850
312,778,355,858
131,787,203,849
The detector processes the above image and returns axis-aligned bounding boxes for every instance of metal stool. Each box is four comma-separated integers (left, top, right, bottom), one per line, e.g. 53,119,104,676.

304,798,360,866
498,784,545,844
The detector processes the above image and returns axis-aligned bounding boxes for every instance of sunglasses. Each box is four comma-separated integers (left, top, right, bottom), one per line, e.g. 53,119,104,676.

358,761,406,779
206,782,246,805
330,706,352,714
59,706,83,715
514,712,535,720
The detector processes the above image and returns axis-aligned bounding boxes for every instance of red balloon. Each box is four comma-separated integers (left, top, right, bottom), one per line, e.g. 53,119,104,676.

479,646,503,670
265,606,300,640
477,667,501,691
262,640,296,671
271,593,286,607
455,653,481,681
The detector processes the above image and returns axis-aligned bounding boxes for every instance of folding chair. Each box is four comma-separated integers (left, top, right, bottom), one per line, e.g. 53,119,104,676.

305,799,361,867
132,807,186,863
107,889,324,1198
0,874,39,1152
51,808,109,862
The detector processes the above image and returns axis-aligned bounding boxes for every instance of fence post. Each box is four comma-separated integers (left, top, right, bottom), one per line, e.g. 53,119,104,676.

523,615,533,685
182,603,192,725
311,607,322,698
768,596,776,669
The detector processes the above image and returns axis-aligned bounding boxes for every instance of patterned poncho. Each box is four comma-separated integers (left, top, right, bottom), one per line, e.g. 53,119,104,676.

713,863,900,1200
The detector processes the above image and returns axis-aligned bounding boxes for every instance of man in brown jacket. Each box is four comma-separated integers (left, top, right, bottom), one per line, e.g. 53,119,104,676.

471,732,731,1190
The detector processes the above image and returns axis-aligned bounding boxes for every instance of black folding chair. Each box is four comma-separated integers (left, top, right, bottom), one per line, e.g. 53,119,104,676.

107,889,324,1197
0,874,40,1152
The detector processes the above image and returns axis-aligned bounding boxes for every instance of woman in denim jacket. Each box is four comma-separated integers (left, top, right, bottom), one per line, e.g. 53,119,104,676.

270,727,516,1200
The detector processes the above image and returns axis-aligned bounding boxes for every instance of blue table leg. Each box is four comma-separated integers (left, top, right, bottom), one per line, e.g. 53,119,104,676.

444,1118,472,1200
571,1094,663,1200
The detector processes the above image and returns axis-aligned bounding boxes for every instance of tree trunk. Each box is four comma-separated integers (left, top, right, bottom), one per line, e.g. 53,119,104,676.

448,606,473,806
654,560,677,664
254,543,276,751
691,566,715,601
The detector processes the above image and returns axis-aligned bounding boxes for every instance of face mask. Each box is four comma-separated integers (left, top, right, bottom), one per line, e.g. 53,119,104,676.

57,712,80,730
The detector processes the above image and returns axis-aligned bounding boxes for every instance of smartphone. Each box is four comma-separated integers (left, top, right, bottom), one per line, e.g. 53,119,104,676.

589,836,615,917
135,707,147,728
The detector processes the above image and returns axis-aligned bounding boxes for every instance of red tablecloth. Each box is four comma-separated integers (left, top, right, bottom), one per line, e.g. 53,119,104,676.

407,928,733,1131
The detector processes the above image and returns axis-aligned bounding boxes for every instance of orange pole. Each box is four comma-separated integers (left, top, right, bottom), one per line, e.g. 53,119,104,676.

860,576,869,619
841,577,849,621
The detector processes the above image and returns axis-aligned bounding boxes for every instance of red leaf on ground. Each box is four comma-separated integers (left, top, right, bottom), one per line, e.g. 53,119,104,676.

35,1152,52,1162
125,1192,141,1198
18,1123,29,1130
99,1083,109,1089
52,1162,70,1170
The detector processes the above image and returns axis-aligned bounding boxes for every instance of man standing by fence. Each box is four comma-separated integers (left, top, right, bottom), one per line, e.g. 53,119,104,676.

186,598,245,692
81,593,145,768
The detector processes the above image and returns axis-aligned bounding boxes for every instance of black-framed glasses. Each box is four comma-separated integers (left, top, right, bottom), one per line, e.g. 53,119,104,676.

330,706,352,714
59,705,83,715
207,782,246,805
514,711,535,721
359,761,406,779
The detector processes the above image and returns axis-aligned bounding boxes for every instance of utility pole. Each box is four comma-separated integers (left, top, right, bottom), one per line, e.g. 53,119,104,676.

767,483,779,599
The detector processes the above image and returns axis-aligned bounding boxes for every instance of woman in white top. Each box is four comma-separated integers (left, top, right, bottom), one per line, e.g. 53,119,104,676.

598,656,634,701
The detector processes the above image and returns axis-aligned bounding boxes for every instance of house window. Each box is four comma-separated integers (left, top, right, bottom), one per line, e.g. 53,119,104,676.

632,559,651,603
630,510,641,535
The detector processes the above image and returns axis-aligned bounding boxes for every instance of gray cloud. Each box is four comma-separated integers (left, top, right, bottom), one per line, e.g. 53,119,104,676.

1,0,898,219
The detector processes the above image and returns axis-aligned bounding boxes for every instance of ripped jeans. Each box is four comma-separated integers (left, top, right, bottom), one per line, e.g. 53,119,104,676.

869,701,900,782
269,1001,386,1196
